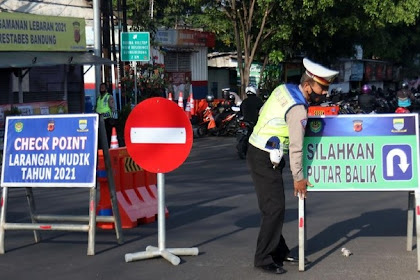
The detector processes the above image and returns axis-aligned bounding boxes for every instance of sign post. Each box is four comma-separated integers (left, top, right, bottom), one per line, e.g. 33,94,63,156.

123,97,198,265
0,114,99,255
299,114,420,271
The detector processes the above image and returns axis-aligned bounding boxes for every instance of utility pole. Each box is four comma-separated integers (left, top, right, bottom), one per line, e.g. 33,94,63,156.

93,0,101,102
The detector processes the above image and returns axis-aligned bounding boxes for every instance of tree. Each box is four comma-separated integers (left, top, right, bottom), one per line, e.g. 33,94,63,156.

208,1,275,97
114,0,420,95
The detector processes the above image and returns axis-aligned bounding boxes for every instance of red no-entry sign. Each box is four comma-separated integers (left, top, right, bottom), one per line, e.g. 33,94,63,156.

124,97,193,173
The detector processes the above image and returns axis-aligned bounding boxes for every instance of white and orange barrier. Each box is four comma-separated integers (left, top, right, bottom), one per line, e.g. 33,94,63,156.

96,148,169,229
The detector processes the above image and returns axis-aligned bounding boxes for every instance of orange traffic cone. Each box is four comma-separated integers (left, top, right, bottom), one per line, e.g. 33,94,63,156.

189,92,195,115
185,100,191,119
168,92,173,101
178,92,184,109
110,127,119,149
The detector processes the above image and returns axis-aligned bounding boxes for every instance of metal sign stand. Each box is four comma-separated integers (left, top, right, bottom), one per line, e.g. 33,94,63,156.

0,183,97,255
0,115,124,255
125,173,199,265
298,191,420,272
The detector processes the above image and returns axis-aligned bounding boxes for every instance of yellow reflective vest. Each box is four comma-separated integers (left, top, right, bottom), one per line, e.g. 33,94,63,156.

96,93,112,119
249,84,307,153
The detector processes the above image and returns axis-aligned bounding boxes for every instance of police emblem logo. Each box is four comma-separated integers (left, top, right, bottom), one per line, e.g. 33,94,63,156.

47,120,55,132
78,119,88,132
309,120,322,133
353,120,363,132
14,121,23,133
392,118,406,132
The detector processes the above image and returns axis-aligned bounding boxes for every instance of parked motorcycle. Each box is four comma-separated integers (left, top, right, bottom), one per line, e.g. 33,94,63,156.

196,96,239,137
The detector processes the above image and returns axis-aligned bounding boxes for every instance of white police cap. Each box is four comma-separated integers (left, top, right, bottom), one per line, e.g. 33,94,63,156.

303,58,339,86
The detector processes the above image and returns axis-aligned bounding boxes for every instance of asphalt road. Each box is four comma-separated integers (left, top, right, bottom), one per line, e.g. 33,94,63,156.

0,136,418,280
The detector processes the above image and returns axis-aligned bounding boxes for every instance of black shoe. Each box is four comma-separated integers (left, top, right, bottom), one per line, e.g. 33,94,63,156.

256,263,287,274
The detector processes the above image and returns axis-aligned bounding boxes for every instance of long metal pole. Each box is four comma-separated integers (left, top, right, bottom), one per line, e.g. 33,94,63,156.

134,65,138,104
415,191,420,272
157,173,165,251
298,195,305,271
0,187,8,254
407,191,414,251
93,0,102,100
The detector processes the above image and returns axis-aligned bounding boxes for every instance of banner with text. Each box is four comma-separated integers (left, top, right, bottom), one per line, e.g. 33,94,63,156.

1,114,98,187
303,114,419,191
0,12,86,51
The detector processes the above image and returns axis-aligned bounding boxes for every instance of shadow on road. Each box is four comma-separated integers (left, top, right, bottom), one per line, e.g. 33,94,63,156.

291,208,412,270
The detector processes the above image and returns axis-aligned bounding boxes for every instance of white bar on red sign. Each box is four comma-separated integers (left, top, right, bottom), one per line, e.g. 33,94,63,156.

130,127,186,144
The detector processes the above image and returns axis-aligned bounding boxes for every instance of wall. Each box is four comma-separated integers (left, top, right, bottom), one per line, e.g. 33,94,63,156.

208,68,231,99
191,47,208,99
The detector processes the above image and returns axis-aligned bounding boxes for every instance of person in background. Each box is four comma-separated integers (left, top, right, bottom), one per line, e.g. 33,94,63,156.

96,82,118,148
240,85,263,126
247,58,338,275
396,82,415,111
358,84,377,113
184,77,191,108
165,76,175,100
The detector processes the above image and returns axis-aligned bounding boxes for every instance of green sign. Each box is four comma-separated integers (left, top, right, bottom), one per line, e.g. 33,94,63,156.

0,12,86,51
120,32,150,62
303,114,419,191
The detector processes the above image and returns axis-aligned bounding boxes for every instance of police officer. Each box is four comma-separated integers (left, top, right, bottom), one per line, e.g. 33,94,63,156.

247,58,338,274
96,82,118,148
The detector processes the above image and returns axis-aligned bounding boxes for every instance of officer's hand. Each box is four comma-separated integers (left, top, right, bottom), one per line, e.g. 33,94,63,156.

293,179,313,199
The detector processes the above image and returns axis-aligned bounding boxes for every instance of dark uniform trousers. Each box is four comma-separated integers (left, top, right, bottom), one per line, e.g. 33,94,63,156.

246,143,290,267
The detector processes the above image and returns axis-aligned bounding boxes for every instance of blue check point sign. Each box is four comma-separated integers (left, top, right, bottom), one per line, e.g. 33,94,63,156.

1,114,98,188
382,145,412,180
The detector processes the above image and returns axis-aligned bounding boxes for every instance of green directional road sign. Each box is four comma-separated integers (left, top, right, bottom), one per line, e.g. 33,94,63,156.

303,114,420,191
120,32,150,62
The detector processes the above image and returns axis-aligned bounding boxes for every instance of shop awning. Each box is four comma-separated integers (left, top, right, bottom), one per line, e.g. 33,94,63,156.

0,52,116,68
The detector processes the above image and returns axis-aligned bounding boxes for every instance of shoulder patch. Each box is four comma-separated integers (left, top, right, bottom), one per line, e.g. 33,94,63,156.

301,119,307,128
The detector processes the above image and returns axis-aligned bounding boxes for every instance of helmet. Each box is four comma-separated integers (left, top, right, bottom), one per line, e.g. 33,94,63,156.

228,94,236,102
402,82,409,89
206,95,214,103
245,86,257,95
361,84,371,94
395,107,410,113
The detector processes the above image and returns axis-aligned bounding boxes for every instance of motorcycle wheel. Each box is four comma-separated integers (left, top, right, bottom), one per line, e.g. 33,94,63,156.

236,135,249,159
197,125,208,137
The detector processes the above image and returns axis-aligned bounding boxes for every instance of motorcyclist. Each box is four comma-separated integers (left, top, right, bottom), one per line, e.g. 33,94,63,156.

358,84,376,113
396,82,415,111
215,93,236,127
240,86,263,125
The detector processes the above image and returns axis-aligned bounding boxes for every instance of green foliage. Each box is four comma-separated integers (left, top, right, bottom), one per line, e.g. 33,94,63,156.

115,0,420,81
120,63,166,102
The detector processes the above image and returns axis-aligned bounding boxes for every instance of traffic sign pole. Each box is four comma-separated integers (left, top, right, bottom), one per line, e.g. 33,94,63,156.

125,173,199,265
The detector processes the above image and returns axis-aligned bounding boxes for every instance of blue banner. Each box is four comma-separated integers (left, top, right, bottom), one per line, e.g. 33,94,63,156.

1,114,98,187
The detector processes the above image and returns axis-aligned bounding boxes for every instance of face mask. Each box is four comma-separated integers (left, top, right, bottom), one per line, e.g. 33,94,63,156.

100,90,106,94
309,86,326,105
